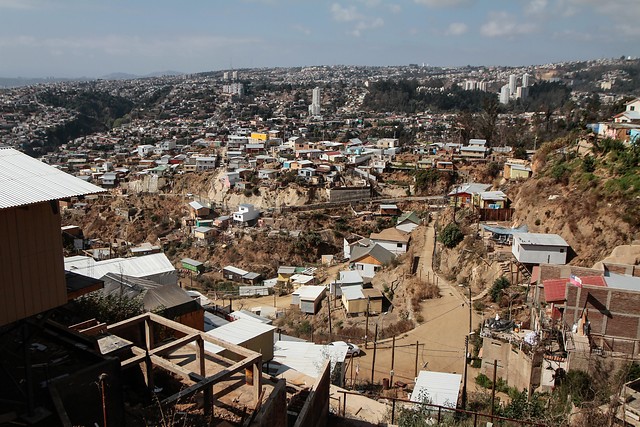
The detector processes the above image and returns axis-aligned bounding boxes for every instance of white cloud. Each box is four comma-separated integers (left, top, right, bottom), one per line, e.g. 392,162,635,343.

480,11,536,37
414,0,473,7
445,22,468,36
388,3,402,13
331,3,363,22
292,24,311,36
330,3,384,37
524,0,547,15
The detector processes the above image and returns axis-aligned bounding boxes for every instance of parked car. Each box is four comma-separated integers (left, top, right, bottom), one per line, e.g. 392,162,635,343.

329,341,361,357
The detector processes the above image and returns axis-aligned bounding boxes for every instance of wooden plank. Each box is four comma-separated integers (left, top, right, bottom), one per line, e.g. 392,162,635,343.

148,312,257,358
48,384,72,427
149,334,199,357
130,347,205,381
0,210,16,325
107,312,149,332
162,354,260,406
6,208,26,321
120,352,147,369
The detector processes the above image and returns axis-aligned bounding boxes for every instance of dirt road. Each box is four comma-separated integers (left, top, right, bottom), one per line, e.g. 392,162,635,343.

348,221,483,393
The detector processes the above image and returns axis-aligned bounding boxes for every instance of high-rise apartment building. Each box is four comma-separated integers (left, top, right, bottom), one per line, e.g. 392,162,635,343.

509,74,517,96
499,84,510,104
522,73,531,88
309,87,321,116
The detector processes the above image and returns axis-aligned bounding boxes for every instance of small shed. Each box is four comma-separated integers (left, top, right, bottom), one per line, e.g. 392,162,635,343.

188,200,210,218
411,371,462,408
181,258,205,274
379,204,400,216
292,285,326,314
242,271,263,285
223,265,249,282
512,233,569,265
206,318,276,361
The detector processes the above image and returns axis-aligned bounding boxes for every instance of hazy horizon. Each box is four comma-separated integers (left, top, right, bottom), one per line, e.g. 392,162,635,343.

1,0,638,78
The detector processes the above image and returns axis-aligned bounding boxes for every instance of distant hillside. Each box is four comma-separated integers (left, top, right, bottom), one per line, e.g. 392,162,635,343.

510,135,640,266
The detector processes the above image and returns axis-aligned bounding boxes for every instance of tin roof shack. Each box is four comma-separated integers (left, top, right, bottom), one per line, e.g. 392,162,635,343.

292,285,326,314
512,233,570,265
106,312,286,426
65,253,178,286
101,273,204,330
206,318,276,361
411,371,462,408
188,200,210,219
181,257,205,274
0,148,105,328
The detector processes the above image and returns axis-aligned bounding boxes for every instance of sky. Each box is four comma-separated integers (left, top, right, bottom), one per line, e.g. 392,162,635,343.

0,0,638,78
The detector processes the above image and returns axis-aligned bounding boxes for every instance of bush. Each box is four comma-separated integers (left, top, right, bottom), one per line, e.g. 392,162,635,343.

476,373,492,389
582,155,596,172
438,222,464,248
490,276,510,302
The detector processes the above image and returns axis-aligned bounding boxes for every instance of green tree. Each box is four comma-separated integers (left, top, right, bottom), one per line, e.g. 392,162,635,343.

490,276,510,302
438,222,464,248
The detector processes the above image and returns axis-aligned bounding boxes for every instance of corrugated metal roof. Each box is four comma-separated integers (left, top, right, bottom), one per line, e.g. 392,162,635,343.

206,318,275,345
514,233,569,247
411,371,462,407
0,148,105,209
272,341,347,378
65,253,176,282
293,285,326,300
342,285,365,301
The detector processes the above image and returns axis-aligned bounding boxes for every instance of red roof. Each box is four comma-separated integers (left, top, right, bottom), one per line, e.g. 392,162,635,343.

543,276,606,303
543,279,568,303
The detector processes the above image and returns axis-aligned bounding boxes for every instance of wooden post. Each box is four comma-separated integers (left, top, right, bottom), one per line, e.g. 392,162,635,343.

253,359,262,404
371,341,377,384
328,293,333,341
390,336,396,387
491,359,498,420
365,297,370,349
144,318,154,389
196,337,212,415
415,341,419,378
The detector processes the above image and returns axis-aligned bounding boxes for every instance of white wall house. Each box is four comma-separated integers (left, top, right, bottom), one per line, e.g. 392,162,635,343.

370,228,410,255
195,156,217,171
233,204,260,226
512,233,569,265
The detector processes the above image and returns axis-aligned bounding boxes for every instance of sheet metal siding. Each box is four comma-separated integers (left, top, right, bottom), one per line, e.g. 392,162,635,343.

0,148,105,209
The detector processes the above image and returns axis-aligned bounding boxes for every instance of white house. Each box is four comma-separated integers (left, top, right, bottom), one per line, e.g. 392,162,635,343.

195,156,217,171
232,204,260,226
291,285,326,314
137,144,154,158
512,233,569,265
370,227,410,255
349,243,395,279
411,371,462,408
396,211,421,233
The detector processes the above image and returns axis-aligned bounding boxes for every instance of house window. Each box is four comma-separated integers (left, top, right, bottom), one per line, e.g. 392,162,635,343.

397,243,403,248
631,106,636,111
560,248,565,253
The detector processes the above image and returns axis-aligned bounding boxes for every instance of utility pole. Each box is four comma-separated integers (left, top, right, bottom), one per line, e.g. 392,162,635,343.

390,336,396,388
491,359,498,420
371,322,378,384
365,297,370,349
415,341,419,378
462,335,469,409
328,293,333,341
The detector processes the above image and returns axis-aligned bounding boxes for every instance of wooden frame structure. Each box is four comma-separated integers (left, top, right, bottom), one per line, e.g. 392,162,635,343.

107,312,262,416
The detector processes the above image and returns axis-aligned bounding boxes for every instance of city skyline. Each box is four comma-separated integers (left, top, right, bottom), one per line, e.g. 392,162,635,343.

0,0,638,78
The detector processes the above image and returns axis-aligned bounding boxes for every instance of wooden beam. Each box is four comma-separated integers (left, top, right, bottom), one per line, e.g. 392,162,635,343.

120,351,147,369
107,312,149,332
148,312,257,358
148,334,199,357
162,354,260,406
